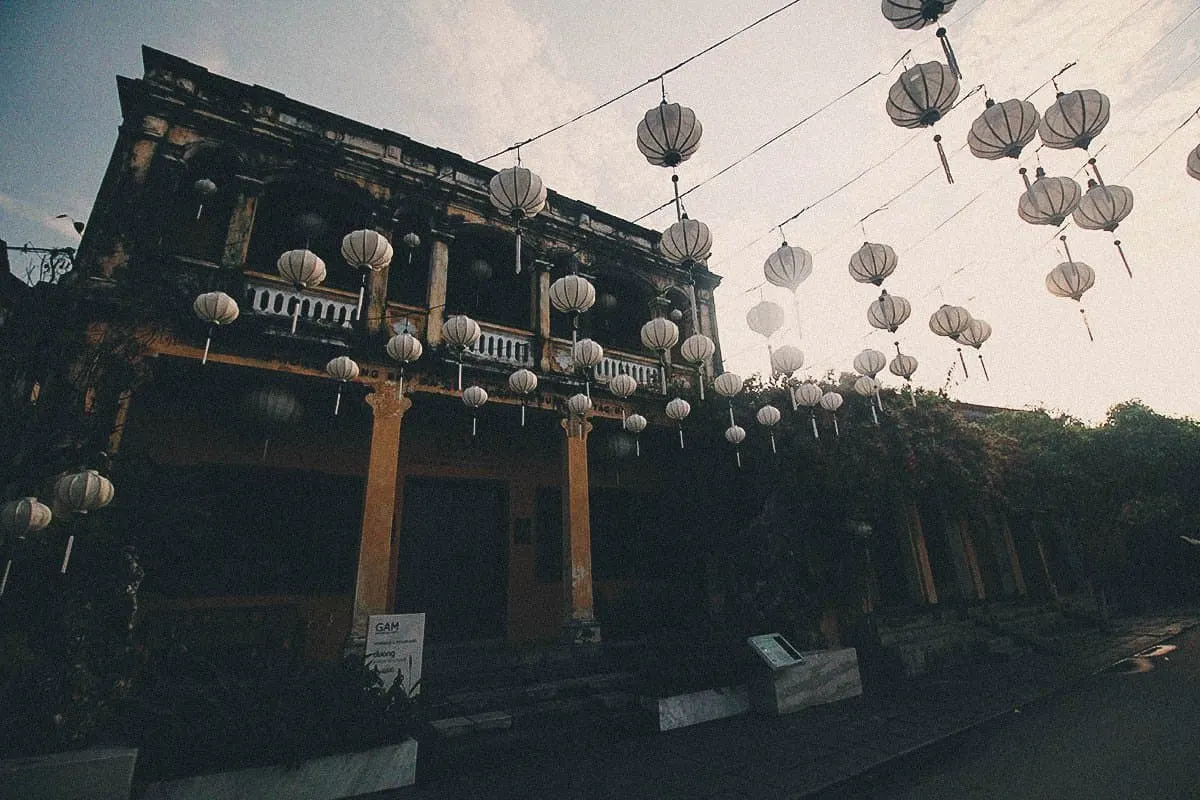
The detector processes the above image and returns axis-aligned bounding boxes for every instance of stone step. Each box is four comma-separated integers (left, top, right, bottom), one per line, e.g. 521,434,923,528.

431,671,639,717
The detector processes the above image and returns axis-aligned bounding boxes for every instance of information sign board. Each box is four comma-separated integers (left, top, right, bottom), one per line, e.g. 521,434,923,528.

365,613,425,696
747,633,805,670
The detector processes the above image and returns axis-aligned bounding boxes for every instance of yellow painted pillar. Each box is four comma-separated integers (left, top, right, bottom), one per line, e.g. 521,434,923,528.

1001,515,1028,596
535,259,553,372
958,518,987,600
364,224,393,336
349,382,412,647
906,504,939,604
561,414,600,643
220,175,263,269
425,231,452,347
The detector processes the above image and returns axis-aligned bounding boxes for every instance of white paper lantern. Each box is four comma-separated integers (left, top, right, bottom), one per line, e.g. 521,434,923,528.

849,242,899,286
0,497,53,595
882,0,957,29
193,291,240,365
659,216,713,266
609,373,638,399
1018,167,1082,227
763,243,813,292
680,333,715,365
968,98,1040,160
462,385,488,437
508,368,538,395
1039,89,1110,151
637,101,703,168
277,249,326,288
770,345,805,377
341,230,393,271
640,317,680,353
624,412,648,456
489,165,547,274
867,290,911,333
746,301,785,339
566,393,592,417
1046,261,1095,301
886,61,960,182
853,349,887,377
820,391,844,436
889,352,919,380
549,274,597,334
442,314,482,349
1187,143,1200,180
957,318,991,349
756,404,782,455
666,397,691,449
1073,180,1133,232
386,332,424,364
572,339,604,368
854,376,880,398
793,383,823,408
725,424,747,466
325,356,359,415
928,304,972,337
713,372,744,399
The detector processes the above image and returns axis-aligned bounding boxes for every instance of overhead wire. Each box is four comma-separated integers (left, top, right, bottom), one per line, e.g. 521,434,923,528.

474,0,808,164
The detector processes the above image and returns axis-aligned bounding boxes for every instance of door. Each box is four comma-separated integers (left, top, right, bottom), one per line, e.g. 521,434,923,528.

395,478,509,642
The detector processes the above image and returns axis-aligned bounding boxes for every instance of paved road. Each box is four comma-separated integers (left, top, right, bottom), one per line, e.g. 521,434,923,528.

821,626,1200,800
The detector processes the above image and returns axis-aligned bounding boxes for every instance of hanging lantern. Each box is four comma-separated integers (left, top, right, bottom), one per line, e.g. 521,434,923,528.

956,318,991,380
193,178,218,220
882,0,957,29
1046,243,1097,341
928,304,972,337
853,349,887,378
341,229,394,318
1039,89,1111,151
566,392,593,418
192,291,239,365
659,216,713,266
243,386,303,460
462,385,489,438
609,373,639,424
763,242,813,329
713,372,743,428
401,232,421,265
1073,176,1135,278
793,382,823,439
641,317,680,394
324,356,359,416
572,338,604,397
1018,167,1082,226
488,165,547,274
597,292,619,313
0,497,52,598
867,290,912,333
854,376,882,426
53,469,115,573
725,425,747,468
889,348,920,407
746,300,785,362
277,249,327,333
624,413,648,457
385,331,423,397
968,98,1040,160
508,368,538,427
680,333,715,400
770,345,805,378
549,274,597,345
666,397,691,449
886,61,960,183
849,242,899,286
442,314,482,390
756,404,782,454
820,391,844,437
637,101,703,168
1187,143,1200,180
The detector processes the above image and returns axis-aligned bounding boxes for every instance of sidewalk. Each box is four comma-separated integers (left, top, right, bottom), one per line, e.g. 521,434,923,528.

368,613,1198,800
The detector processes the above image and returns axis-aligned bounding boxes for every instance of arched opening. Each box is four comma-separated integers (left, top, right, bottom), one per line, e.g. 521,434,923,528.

246,174,377,295
445,225,533,330
164,144,241,264
385,206,430,308
549,260,659,355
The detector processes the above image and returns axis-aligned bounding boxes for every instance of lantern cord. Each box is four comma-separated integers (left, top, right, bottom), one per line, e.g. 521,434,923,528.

334,384,343,416
957,347,970,378
937,28,961,80
0,559,10,598
1024,63,1077,101
1081,308,1094,342
672,173,682,222
678,426,685,450
770,432,777,455
728,403,736,428
515,225,523,274
935,135,954,184
202,327,213,366
810,413,819,440
909,383,917,408
357,277,366,319
476,0,807,164
634,70,888,223
870,404,879,427
457,361,464,392
1111,238,1133,279
1121,106,1200,180
521,403,527,427
60,535,75,574
833,417,840,438
290,299,300,334
196,203,204,221
399,367,406,399
635,437,641,458
698,364,706,401
472,416,478,438
735,450,742,469
978,354,990,382
262,438,270,461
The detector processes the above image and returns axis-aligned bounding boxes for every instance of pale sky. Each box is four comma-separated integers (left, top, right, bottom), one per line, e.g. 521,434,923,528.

3,0,1199,422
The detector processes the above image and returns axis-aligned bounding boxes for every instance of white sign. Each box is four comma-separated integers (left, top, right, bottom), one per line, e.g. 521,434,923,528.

748,633,805,670
366,613,425,696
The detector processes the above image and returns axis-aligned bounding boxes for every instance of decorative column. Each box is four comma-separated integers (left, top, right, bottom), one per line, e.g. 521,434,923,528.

220,174,263,269
348,381,412,649
696,286,724,375
957,518,987,600
535,258,553,372
1000,515,1028,596
905,503,939,604
363,218,393,336
561,415,600,643
424,230,452,347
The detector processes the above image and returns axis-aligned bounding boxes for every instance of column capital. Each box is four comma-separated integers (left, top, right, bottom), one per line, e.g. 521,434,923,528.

561,416,593,439
366,382,412,418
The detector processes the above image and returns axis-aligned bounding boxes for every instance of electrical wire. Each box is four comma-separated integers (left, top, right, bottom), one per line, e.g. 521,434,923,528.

474,0,808,164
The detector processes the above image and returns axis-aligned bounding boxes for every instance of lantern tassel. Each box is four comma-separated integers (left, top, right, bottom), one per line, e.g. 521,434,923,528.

1081,308,1094,342
60,535,75,574
521,403,527,427
909,383,917,408
399,368,405,399
871,404,880,427
875,389,883,412
811,413,819,440
735,450,742,469
935,135,953,184
833,417,841,438
958,347,970,378
635,436,641,457
678,426,685,450
291,301,300,334
791,388,798,412
937,28,961,80
202,326,213,365
196,203,204,221
457,360,464,392
0,559,11,598
698,365,706,401
262,437,271,461
1115,239,1132,279
660,361,668,395
620,408,626,424
770,432,777,455
473,416,478,438
979,355,990,381
728,403,735,428
356,279,365,320
515,225,522,274
334,384,343,416
792,296,803,339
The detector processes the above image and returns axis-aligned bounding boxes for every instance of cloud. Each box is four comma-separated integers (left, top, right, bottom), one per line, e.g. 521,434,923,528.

0,191,83,243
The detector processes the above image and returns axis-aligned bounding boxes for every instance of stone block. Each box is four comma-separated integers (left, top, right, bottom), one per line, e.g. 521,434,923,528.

0,747,138,800
641,685,750,731
751,648,863,716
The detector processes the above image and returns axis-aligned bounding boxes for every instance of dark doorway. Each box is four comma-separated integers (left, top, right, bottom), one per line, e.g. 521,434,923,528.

395,478,509,642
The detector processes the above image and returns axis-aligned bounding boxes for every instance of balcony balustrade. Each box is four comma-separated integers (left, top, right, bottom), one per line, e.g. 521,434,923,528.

245,275,359,329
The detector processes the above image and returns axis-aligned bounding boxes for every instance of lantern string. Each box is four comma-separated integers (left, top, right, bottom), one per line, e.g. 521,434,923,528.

978,354,990,382
1024,63,1077,101
1080,308,1094,342
475,0,808,164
